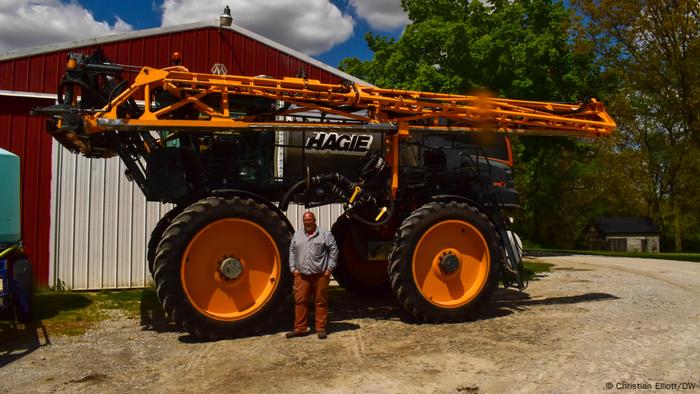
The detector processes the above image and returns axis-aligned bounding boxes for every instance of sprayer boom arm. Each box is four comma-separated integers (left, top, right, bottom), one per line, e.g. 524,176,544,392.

78,66,614,138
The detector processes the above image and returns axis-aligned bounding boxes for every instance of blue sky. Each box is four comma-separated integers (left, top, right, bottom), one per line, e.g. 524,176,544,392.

0,0,409,67
77,0,394,66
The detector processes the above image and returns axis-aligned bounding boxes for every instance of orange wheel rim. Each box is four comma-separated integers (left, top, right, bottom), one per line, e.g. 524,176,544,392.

342,232,388,285
412,220,490,308
180,219,281,321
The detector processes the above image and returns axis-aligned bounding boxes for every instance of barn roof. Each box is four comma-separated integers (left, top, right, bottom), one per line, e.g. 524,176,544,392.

594,217,660,235
0,19,368,85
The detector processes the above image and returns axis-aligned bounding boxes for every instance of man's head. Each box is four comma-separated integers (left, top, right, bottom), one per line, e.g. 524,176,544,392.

302,211,317,234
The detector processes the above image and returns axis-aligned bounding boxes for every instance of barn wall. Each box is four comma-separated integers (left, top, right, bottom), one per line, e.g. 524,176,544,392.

0,96,54,283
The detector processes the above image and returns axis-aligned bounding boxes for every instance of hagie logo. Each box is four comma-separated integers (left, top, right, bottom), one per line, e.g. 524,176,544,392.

305,132,373,153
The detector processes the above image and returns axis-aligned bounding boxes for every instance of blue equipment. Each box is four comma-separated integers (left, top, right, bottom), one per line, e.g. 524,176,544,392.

0,148,32,323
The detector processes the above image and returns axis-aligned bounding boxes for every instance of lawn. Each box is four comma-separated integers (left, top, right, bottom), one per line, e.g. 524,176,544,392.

522,259,554,278
0,288,163,340
527,249,700,263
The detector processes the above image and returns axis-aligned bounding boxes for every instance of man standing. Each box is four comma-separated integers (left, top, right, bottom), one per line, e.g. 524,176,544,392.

286,211,338,339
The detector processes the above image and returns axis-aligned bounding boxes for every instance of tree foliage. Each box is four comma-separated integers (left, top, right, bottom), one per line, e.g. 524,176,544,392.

342,0,602,100
573,0,700,250
340,0,622,248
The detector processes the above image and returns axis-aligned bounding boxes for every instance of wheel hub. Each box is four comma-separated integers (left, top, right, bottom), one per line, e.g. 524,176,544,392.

437,253,460,274
219,257,244,280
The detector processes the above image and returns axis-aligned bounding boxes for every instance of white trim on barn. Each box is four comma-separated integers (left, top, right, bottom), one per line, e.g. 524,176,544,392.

0,90,56,99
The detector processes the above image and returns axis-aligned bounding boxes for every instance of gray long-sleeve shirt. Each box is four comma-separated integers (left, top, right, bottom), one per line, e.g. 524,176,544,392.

289,228,338,275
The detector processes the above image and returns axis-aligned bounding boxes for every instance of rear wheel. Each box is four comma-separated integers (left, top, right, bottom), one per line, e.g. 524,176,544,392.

153,196,292,339
331,217,392,296
147,206,184,277
388,201,501,322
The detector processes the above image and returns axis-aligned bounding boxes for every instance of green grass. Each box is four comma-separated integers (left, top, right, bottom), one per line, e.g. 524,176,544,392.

0,287,162,339
528,248,700,263
522,259,554,280
500,258,553,285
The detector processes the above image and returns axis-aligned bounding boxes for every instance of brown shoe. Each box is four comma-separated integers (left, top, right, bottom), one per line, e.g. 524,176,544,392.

285,331,307,339
317,330,327,339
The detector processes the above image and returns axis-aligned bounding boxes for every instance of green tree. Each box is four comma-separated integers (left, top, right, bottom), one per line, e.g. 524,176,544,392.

340,0,625,247
342,0,603,100
573,0,700,250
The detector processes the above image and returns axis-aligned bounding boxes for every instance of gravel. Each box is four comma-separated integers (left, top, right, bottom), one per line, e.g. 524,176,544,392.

1,255,698,393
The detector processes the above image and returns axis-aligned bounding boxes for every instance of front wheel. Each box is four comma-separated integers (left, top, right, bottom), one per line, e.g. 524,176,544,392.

388,201,502,322
153,196,292,339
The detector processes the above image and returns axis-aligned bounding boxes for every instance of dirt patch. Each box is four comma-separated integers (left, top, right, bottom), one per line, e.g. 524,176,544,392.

1,255,699,393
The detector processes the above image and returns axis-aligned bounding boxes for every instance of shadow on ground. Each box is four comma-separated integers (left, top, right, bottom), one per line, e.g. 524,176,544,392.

330,286,619,324
138,288,177,334
140,284,620,343
0,291,96,367
0,321,51,368
491,289,619,313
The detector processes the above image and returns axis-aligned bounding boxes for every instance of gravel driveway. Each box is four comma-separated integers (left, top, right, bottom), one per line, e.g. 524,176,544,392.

1,255,698,393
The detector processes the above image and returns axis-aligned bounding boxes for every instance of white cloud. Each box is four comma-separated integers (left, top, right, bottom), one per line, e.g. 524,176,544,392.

161,0,355,56
349,0,409,31
0,0,133,52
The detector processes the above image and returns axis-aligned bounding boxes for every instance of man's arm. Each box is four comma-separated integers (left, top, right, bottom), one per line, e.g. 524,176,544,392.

326,231,339,275
289,235,297,274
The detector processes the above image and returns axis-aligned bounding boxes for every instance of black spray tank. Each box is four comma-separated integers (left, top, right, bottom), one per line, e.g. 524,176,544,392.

275,129,387,180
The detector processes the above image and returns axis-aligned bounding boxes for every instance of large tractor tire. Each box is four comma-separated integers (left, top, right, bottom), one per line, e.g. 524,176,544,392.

388,201,502,322
153,196,292,340
147,205,184,277
331,217,392,296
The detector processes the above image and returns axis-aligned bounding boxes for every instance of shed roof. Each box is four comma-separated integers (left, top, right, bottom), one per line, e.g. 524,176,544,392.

594,217,660,235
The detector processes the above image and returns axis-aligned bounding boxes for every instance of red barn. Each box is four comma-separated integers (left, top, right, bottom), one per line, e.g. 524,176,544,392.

0,20,362,288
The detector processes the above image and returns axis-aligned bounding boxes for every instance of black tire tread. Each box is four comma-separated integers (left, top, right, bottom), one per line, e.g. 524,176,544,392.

153,196,292,340
147,205,184,277
388,201,502,323
330,217,392,296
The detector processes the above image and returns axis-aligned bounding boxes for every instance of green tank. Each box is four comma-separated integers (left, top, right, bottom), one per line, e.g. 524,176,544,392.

0,148,20,245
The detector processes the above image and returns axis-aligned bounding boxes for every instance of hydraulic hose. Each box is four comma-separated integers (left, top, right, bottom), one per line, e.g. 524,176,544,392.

279,173,354,211
278,172,395,227
279,179,307,212
57,79,108,106
310,173,354,197
346,196,395,227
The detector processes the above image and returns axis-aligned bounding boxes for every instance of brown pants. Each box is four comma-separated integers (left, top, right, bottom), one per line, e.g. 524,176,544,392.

293,273,330,332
